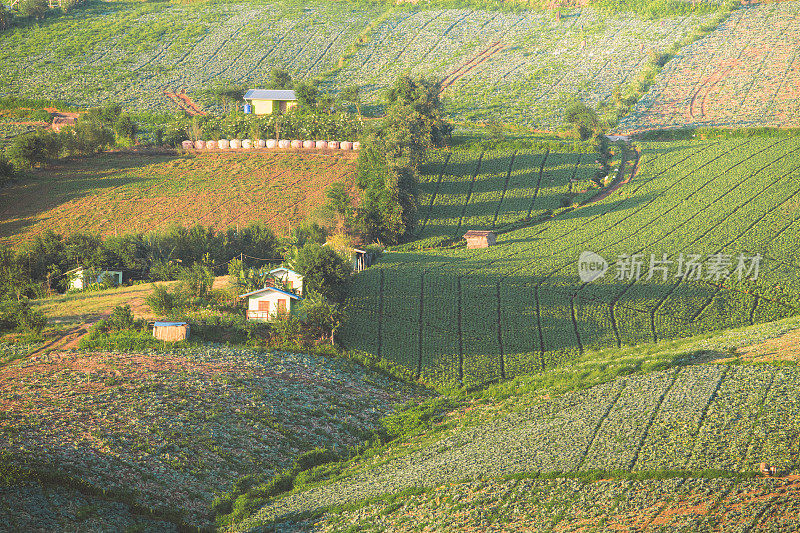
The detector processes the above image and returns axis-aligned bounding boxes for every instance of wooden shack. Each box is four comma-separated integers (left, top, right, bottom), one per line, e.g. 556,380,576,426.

463,230,496,249
153,321,190,341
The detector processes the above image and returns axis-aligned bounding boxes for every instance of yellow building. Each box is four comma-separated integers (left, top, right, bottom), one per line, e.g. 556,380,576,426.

243,89,298,115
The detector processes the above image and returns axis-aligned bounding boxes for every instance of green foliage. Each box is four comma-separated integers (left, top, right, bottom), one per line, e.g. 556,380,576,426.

288,243,352,303
104,305,135,332
7,130,61,169
18,0,48,20
380,396,457,440
265,68,294,90
564,100,603,141
178,263,214,300
114,114,138,143
144,284,183,316
302,294,346,344
0,299,46,333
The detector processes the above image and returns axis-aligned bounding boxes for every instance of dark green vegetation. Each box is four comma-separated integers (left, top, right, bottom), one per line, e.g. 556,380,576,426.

342,134,800,387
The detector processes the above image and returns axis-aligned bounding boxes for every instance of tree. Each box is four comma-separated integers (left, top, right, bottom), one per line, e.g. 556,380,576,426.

114,114,138,143
266,68,293,90
7,131,61,169
565,100,603,141
0,4,13,31
73,118,115,153
302,294,345,344
340,85,363,121
287,243,351,303
295,81,320,109
19,0,48,20
178,263,214,300
325,182,352,228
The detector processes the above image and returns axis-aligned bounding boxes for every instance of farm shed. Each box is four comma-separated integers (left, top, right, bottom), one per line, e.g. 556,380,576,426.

269,267,304,295
243,89,298,115
153,322,190,341
324,241,372,272
240,287,302,321
66,267,123,291
463,230,496,249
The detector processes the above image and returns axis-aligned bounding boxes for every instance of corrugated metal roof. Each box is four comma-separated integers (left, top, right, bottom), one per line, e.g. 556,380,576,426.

243,89,297,101
464,230,496,237
154,322,188,327
269,267,302,276
238,286,302,299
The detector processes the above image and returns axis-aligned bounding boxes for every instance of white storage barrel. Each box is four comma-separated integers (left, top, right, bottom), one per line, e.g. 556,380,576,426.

218,139,230,149
266,139,277,149
340,141,352,150
194,140,205,150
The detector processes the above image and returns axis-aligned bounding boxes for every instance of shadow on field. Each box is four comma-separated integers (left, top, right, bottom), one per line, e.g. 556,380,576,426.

0,152,179,243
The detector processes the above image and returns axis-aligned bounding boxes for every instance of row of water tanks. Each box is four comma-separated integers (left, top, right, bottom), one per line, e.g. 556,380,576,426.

181,139,361,151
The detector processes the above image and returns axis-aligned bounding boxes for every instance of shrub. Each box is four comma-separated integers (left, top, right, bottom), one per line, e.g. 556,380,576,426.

7,131,61,169
0,299,46,333
105,305,135,331
145,284,183,316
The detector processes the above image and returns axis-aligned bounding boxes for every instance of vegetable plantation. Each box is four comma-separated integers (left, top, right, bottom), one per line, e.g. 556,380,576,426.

0,0,722,128
327,7,717,128
617,1,800,133
341,135,800,387
0,345,418,530
237,364,800,529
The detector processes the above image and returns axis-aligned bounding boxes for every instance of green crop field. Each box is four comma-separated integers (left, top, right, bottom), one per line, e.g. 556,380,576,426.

0,0,724,128
341,134,800,387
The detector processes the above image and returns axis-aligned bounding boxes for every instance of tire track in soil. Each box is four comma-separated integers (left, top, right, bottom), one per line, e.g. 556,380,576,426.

414,10,475,70
440,40,506,93
392,12,445,64
301,25,352,78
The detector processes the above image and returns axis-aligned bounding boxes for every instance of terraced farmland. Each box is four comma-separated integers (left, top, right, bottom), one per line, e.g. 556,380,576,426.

342,135,800,387
0,1,721,128
617,1,800,133
237,364,800,529
0,150,357,247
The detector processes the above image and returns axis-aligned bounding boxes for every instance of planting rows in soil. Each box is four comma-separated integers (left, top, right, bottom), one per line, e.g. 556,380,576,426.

342,136,800,387
617,1,800,133
0,151,357,247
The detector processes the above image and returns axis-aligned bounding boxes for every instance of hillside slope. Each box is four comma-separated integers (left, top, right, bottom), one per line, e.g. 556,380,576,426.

0,1,722,128
237,363,800,529
617,1,800,133
0,345,421,530
341,135,800,387
0,150,356,247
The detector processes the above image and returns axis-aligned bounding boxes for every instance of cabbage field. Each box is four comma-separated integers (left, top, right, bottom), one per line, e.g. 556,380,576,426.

617,1,800,133
0,0,721,128
341,135,800,387
238,364,800,529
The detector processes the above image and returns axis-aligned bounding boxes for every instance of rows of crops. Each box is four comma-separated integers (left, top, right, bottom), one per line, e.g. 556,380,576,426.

617,1,800,133
326,8,716,128
0,151,357,247
0,1,720,127
342,135,800,386
243,364,800,528
0,0,380,112
417,148,598,241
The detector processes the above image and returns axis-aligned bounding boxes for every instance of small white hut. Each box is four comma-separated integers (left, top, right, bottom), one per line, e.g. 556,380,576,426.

240,287,302,321
66,268,123,291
